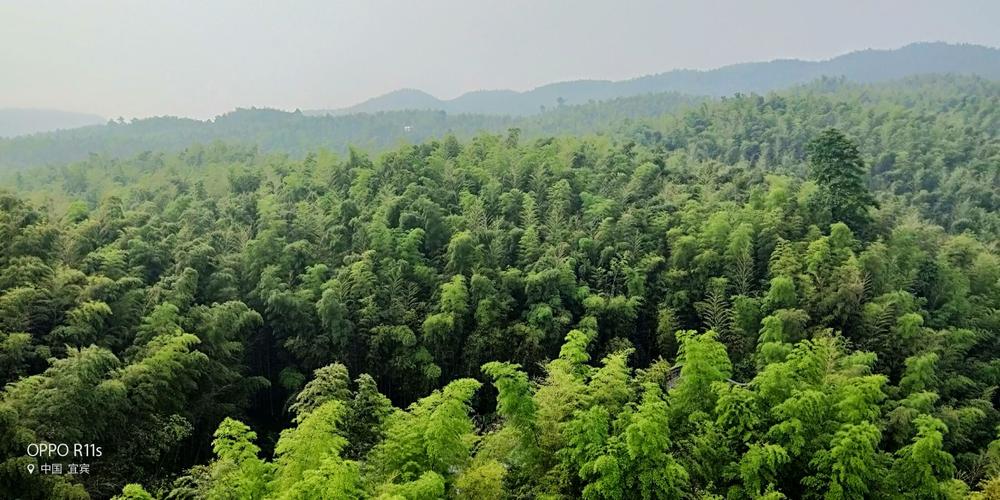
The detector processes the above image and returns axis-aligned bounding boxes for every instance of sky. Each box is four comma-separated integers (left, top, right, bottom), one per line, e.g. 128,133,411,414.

1,0,998,120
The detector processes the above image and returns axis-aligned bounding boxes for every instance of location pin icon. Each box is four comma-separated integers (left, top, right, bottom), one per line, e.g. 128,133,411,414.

26,464,35,474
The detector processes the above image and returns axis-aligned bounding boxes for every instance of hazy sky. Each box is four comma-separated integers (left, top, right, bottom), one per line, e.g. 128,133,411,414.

2,0,998,119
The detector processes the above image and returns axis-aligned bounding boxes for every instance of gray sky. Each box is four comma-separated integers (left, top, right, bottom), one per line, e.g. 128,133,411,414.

1,0,998,119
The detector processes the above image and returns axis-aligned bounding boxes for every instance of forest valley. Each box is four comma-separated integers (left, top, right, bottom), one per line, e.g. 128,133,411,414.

0,76,998,499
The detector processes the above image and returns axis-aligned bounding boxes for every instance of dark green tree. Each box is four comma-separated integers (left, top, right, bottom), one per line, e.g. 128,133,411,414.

806,129,877,234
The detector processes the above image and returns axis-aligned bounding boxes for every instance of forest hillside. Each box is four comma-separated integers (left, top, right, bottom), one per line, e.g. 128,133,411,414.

0,74,998,499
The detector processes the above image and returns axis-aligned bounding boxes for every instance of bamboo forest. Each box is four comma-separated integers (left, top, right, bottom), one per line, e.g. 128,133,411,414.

1,44,999,500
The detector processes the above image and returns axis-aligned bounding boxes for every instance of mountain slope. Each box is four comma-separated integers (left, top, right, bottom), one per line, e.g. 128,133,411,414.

0,75,995,170
335,89,445,115
0,92,704,169
312,42,1000,116
0,108,105,138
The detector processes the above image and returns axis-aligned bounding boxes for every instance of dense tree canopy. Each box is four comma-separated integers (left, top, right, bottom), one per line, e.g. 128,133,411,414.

0,75,998,498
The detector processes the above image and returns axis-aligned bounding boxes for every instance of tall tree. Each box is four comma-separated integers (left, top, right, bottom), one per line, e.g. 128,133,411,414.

806,129,877,234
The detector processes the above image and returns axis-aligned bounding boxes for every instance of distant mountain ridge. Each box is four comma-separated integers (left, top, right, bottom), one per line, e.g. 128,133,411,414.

2,74,994,171
0,108,105,138
312,42,1000,116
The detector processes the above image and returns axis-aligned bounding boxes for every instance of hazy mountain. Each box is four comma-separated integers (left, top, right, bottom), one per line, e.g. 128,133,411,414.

312,42,1000,116
1,75,995,171
338,89,446,114
0,108,105,138
0,91,707,169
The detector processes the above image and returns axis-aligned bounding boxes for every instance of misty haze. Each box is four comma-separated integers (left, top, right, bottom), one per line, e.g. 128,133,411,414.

1,1,998,499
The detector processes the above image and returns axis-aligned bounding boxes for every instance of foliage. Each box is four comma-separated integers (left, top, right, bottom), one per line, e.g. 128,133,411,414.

0,74,998,498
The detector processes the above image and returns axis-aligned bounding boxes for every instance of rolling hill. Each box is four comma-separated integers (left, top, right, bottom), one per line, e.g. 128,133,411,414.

313,42,1000,116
